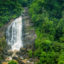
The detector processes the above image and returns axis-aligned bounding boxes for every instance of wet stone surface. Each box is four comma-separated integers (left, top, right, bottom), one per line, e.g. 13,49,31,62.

22,8,36,48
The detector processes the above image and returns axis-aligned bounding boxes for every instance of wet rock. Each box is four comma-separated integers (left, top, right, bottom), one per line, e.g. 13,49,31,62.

22,7,36,49
20,48,27,52
19,56,24,60
21,59,34,64
12,57,18,60
29,58,33,62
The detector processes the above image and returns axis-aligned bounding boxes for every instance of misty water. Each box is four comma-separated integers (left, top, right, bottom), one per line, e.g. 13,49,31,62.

6,16,23,51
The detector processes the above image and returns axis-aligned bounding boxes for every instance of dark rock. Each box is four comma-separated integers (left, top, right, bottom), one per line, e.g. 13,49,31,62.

12,57,18,60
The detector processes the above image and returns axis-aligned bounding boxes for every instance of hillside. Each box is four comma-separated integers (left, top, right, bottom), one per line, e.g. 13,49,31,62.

0,0,64,64
28,0,64,64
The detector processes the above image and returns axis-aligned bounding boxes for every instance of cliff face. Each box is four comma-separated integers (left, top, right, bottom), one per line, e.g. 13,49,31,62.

22,7,37,47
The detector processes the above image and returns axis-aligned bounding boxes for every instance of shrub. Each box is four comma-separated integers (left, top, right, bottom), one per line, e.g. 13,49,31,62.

28,50,33,58
8,60,18,64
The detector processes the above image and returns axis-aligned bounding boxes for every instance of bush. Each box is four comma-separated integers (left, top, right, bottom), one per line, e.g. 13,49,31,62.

8,60,18,64
28,50,33,58
58,61,64,64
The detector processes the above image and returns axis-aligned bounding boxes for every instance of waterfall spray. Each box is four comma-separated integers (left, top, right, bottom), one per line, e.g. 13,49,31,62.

6,16,23,51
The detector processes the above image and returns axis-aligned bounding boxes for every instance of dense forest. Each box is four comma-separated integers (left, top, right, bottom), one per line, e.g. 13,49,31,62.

0,0,64,64
0,0,22,27
28,0,64,64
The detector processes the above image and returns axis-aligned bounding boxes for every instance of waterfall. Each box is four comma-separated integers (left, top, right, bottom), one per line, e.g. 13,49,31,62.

6,16,23,51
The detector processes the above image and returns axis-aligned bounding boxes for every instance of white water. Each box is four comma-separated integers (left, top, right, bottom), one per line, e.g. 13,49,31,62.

6,16,23,51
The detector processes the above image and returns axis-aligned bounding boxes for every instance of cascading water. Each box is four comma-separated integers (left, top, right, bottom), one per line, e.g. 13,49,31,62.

6,16,23,51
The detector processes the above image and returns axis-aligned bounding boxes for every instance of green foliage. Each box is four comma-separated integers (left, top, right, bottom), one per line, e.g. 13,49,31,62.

28,50,33,58
8,60,18,64
28,0,64,64
19,0,28,7
18,0,34,7
0,0,22,27
38,51,58,64
58,61,64,64
58,52,64,64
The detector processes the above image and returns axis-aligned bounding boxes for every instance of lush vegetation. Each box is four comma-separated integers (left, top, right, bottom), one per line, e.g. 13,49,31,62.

28,0,64,64
8,60,18,64
0,0,22,27
0,0,64,64
18,0,34,7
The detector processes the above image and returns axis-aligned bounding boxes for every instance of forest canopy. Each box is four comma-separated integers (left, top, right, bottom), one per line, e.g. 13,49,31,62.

0,0,22,27
28,0,64,64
